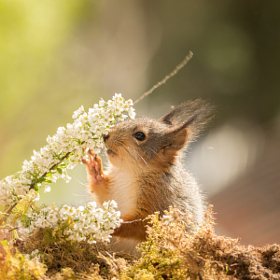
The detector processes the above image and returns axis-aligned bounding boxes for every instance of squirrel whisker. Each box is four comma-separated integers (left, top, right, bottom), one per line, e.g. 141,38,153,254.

146,146,164,161
118,142,144,170
132,149,149,167
115,139,147,169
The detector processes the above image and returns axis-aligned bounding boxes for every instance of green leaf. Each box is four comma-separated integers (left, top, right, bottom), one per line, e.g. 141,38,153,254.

31,178,37,185
57,168,63,175
38,177,46,183
1,240,8,246
12,230,19,240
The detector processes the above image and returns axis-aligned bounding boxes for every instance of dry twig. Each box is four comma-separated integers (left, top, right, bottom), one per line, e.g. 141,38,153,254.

134,51,193,104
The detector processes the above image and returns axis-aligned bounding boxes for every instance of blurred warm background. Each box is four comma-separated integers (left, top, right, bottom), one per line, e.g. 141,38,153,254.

1,1,279,246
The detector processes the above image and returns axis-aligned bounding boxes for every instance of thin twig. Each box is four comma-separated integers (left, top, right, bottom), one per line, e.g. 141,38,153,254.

134,51,193,104
121,219,142,224
5,203,17,216
0,203,18,225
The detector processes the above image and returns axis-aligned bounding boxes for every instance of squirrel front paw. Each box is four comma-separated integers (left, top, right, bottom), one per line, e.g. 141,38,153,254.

82,150,104,184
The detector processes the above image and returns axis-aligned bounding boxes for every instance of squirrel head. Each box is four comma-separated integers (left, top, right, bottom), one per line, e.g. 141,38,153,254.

104,99,213,174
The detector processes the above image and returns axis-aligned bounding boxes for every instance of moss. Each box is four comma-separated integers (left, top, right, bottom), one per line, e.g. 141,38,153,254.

122,208,224,280
122,207,280,279
0,245,47,280
1,207,280,279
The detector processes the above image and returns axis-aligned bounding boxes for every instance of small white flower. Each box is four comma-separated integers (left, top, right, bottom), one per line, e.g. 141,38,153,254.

44,185,51,193
61,205,71,214
117,100,125,107
88,201,97,209
115,107,122,116
126,99,133,106
77,206,85,213
112,93,122,101
128,107,136,119
107,100,114,107
61,206,76,216
33,193,40,202
31,249,39,256
99,99,105,107
72,105,85,119
48,213,58,225
109,200,118,209
64,175,71,183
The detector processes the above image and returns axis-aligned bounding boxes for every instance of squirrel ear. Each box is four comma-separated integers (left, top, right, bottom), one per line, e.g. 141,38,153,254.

159,99,214,142
162,118,195,151
164,127,188,151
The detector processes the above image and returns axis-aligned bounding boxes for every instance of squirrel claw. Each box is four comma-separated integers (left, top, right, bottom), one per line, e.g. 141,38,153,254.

82,151,104,184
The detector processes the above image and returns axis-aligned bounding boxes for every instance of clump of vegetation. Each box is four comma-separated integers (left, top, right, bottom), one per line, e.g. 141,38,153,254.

0,244,47,280
0,228,135,279
1,206,279,279
124,207,280,279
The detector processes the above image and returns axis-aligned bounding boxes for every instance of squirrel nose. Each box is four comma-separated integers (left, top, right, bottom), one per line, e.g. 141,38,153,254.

103,134,110,142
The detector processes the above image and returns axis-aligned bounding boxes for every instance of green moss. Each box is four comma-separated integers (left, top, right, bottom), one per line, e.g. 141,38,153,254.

1,207,280,279
0,245,47,280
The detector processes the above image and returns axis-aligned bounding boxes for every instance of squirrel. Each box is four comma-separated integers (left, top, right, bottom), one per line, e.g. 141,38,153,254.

83,99,212,254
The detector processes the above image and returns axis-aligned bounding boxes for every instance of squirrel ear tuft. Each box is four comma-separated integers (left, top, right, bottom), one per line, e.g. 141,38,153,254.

159,99,214,142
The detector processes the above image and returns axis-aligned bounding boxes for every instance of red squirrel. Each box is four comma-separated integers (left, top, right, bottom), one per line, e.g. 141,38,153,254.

83,100,212,254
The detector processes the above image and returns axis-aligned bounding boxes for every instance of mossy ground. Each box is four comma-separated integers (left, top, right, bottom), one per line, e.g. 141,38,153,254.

0,207,279,279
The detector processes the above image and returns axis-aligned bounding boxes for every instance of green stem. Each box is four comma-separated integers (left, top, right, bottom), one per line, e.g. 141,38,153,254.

1,152,72,223
29,151,71,190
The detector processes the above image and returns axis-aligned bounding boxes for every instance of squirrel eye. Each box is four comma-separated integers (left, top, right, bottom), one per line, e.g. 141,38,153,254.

133,131,146,141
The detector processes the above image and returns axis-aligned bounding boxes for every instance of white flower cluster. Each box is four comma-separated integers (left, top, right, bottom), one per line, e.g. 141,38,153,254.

25,249,41,260
19,200,122,244
0,94,135,206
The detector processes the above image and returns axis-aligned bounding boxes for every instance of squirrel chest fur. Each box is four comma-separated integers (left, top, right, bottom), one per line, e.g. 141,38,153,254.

107,166,138,216
83,100,211,253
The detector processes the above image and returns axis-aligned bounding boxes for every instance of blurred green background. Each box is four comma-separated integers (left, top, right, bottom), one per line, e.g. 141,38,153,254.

1,1,280,245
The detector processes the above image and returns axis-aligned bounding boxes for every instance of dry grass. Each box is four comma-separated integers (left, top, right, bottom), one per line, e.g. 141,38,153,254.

0,206,279,279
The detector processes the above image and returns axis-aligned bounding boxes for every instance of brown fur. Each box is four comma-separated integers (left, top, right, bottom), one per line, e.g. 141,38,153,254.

83,99,212,253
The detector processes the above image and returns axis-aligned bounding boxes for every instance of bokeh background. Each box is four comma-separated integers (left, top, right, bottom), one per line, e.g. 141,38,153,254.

1,1,279,246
